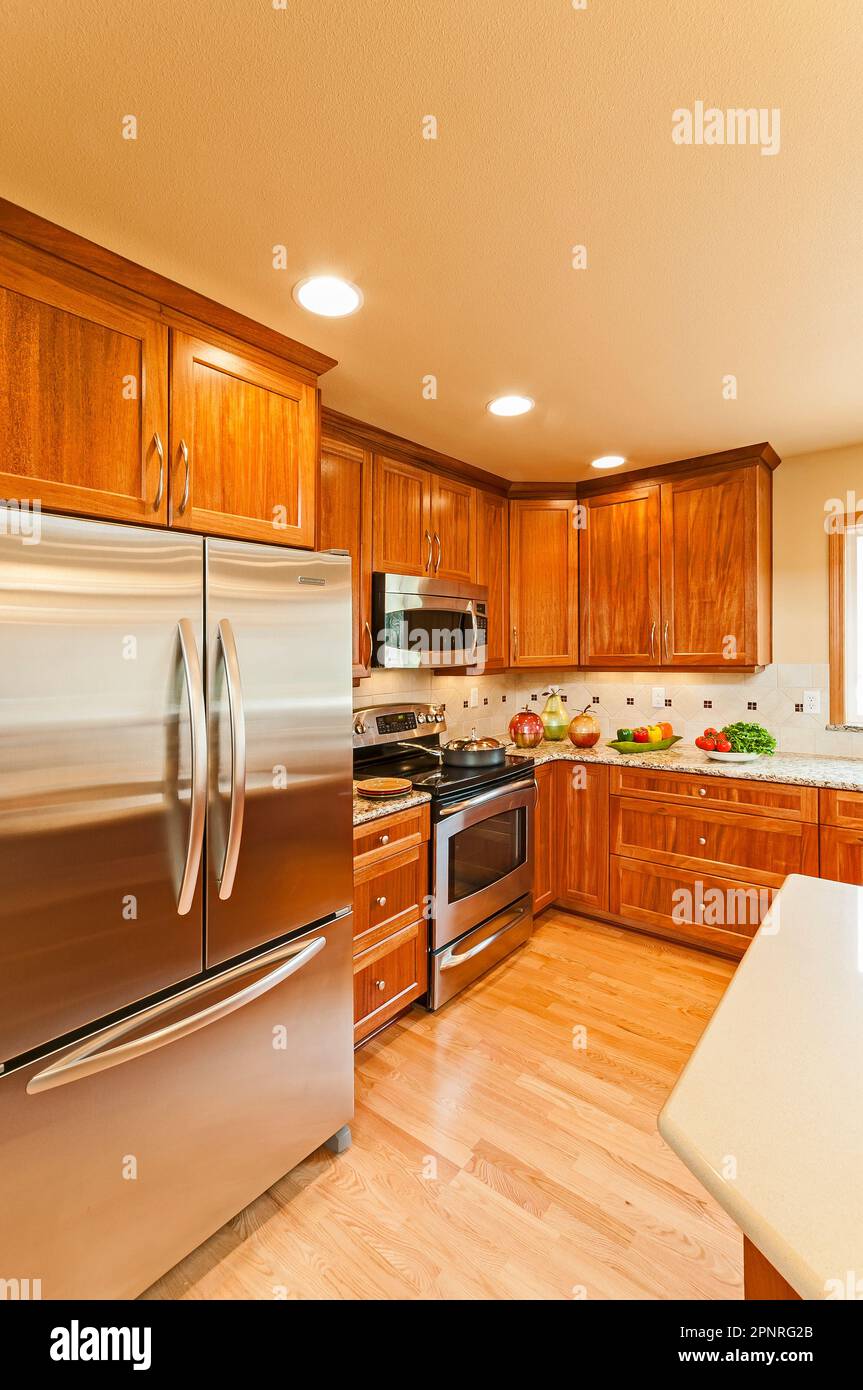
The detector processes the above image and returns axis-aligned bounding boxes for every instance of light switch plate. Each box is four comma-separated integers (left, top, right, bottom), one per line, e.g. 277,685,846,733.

651,687,666,709
803,689,821,715
469,687,479,709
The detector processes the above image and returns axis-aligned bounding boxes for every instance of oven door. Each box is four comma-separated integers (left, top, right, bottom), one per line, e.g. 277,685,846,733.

374,589,487,669
432,776,536,949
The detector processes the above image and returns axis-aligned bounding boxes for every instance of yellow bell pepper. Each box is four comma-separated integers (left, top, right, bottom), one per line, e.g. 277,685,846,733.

647,724,663,743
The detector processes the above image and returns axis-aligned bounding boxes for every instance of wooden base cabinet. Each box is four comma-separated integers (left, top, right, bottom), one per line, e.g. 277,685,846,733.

352,805,430,1043
533,763,559,913
819,788,863,886
557,762,609,913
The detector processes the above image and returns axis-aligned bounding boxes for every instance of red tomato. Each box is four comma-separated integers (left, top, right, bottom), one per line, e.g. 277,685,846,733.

696,736,716,751
704,727,720,738
715,738,732,752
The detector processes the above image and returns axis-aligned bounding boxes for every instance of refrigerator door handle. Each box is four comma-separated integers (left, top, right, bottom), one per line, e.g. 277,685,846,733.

26,935,327,1095
177,618,207,915
216,617,247,900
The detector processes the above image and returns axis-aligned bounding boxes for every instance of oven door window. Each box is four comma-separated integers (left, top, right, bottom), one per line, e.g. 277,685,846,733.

447,806,527,903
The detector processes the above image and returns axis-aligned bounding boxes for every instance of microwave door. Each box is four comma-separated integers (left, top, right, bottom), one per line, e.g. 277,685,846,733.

379,594,483,669
0,511,205,1061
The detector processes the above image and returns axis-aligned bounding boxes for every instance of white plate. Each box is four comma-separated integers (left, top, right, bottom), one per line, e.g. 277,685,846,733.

705,749,761,762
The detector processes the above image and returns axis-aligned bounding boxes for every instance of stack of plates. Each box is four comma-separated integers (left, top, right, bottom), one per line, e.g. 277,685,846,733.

356,776,412,799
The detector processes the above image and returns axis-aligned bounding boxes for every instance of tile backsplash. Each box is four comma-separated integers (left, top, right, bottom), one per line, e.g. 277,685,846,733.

354,665,863,758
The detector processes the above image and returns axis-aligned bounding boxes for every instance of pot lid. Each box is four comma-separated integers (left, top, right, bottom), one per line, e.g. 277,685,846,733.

445,727,505,751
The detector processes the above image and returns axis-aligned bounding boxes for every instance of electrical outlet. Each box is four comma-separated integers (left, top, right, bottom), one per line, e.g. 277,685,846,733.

469,687,479,709
651,687,666,709
803,689,821,716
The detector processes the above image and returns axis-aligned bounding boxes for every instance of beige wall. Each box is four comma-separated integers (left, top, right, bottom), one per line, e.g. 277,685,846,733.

773,441,863,664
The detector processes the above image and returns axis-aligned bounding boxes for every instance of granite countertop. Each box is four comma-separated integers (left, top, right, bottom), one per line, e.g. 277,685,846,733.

659,874,863,1299
352,785,432,826
505,739,863,792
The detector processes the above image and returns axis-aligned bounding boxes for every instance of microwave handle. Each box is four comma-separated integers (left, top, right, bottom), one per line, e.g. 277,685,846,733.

467,600,479,663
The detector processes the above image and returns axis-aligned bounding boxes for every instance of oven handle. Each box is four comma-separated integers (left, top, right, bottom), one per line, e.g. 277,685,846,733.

439,902,531,971
438,775,537,818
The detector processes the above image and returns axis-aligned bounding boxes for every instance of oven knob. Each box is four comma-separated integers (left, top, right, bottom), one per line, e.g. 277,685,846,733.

353,715,366,736
416,712,426,724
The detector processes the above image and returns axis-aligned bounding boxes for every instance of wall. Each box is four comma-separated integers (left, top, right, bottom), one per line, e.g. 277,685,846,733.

354,443,863,758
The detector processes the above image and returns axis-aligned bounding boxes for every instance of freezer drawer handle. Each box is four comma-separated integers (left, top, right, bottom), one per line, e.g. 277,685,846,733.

216,617,247,900
439,903,530,971
177,618,207,915
26,936,326,1095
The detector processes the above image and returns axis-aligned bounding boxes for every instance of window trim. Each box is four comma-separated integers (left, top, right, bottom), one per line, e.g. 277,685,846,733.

829,514,862,727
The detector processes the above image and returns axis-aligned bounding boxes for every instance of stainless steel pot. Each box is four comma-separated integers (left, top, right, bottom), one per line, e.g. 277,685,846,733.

396,729,507,768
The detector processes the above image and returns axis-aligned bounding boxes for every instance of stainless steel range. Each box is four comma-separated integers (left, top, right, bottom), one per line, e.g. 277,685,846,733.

353,702,536,1008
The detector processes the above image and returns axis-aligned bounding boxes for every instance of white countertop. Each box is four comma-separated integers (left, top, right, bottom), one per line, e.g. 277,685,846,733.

659,874,863,1299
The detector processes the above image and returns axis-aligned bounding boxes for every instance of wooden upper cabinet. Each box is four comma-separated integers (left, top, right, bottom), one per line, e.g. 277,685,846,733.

169,330,318,546
579,484,661,666
0,237,168,525
319,434,373,677
373,455,431,576
509,499,578,666
430,475,475,582
475,490,509,669
660,464,771,667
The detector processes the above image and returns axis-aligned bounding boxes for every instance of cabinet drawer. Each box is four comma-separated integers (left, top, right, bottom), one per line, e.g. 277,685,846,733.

820,825,863,886
353,843,427,952
608,767,817,822
610,797,818,889
353,803,430,870
609,856,772,957
820,788,863,830
353,920,428,1044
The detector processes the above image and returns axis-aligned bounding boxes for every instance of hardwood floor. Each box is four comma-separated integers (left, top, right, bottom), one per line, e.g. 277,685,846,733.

142,911,740,1301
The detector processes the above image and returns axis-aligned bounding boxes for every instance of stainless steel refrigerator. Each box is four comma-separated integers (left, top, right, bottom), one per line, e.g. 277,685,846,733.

0,509,354,1299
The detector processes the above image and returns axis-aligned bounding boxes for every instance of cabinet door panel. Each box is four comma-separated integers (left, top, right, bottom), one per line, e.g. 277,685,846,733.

558,761,609,912
353,920,427,1043
610,855,767,957
373,455,431,576
820,826,863,886
0,239,168,524
170,332,317,546
580,485,660,666
660,467,756,665
509,500,578,666
533,762,558,913
475,490,508,669
319,435,373,675
431,475,475,582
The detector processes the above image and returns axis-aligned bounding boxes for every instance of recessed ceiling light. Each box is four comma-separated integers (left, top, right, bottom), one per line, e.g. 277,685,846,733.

487,395,535,417
292,276,363,317
590,455,626,470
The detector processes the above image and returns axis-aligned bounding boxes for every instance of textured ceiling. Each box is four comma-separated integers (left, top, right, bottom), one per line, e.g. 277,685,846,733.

1,0,861,479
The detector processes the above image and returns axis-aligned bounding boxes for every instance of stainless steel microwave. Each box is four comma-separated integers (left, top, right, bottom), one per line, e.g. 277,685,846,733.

371,573,488,669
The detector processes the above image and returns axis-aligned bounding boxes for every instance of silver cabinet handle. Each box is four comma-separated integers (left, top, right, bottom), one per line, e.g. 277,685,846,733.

153,432,165,510
178,438,191,514
26,935,325,1095
216,618,247,900
176,618,207,916
424,530,433,571
433,532,442,573
363,620,373,669
699,787,707,797
663,620,670,661
375,979,386,992
376,896,387,907
512,626,518,661
698,836,707,846
649,621,656,660
379,833,390,845
440,903,530,972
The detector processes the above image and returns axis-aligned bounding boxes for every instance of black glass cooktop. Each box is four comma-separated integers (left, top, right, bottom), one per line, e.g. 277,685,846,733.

353,748,534,805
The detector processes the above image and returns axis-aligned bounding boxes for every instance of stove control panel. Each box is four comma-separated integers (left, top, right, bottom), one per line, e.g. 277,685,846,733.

352,702,447,748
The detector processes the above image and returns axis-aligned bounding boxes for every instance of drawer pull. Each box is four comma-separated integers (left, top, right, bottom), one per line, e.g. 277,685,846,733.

698,836,707,846
375,979,386,991
376,895,387,908
698,787,707,797
379,833,390,845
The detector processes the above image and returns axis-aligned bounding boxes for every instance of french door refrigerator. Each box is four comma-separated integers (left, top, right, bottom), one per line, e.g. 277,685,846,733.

0,510,354,1299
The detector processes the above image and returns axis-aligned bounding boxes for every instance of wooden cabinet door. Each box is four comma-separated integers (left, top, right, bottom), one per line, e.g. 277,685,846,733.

509,500,578,666
0,237,168,525
660,466,760,666
430,475,475,582
475,490,509,669
558,762,609,913
533,762,558,913
353,919,428,1044
820,826,863,886
319,434,373,676
373,455,432,576
170,330,317,546
579,485,661,666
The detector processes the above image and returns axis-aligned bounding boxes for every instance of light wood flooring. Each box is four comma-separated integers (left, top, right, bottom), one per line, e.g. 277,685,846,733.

143,911,740,1300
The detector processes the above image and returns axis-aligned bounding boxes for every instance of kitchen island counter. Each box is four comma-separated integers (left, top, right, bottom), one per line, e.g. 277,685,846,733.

659,873,863,1300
